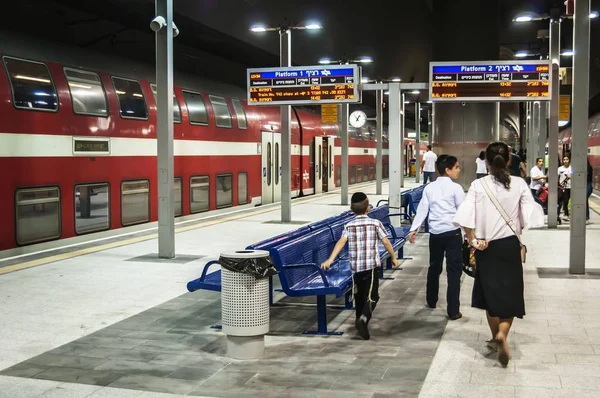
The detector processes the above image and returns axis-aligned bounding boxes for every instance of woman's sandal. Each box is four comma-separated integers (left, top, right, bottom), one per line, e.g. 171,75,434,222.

486,339,499,351
496,334,510,367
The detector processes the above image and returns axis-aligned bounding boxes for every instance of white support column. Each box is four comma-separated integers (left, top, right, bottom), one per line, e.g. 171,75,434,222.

341,104,349,205
415,103,421,183
280,29,292,222
547,17,560,228
388,83,401,227
530,101,540,166
494,102,501,141
376,89,383,195
400,93,405,188
538,100,548,160
156,0,175,258
570,0,590,274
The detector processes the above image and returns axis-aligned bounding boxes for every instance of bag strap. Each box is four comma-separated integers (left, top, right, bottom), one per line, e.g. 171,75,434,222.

481,177,523,245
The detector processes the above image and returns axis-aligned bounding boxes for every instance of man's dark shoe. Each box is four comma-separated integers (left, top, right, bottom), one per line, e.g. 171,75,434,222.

355,317,370,340
449,312,463,321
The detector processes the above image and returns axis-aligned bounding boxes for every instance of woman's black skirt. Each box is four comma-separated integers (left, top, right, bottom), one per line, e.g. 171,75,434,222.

472,235,525,319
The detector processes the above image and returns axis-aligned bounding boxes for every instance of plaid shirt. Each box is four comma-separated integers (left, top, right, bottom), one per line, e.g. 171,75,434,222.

342,215,389,272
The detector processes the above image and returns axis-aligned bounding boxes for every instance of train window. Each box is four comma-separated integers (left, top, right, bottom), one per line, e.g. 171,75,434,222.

357,165,363,183
350,165,356,184
121,180,150,226
209,95,232,128
336,166,341,186
64,68,108,117
3,57,58,112
309,141,314,164
149,84,181,123
174,177,182,217
182,90,209,125
74,183,109,235
370,164,375,180
15,186,61,245
231,99,247,129
329,148,332,178
190,175,209,213
238,173,248,205
383,163,389,178
216,174,233,209
112,77,148,120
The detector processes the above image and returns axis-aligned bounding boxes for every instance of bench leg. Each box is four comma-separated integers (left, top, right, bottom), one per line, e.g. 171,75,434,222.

398,247,410,263
344,291,354,310
379,262,395,280
302,295,343,336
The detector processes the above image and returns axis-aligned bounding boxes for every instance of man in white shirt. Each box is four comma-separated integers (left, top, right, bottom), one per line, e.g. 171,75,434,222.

558,155,572,220
409,154,465,320
422,145,438,184
529,157,547,204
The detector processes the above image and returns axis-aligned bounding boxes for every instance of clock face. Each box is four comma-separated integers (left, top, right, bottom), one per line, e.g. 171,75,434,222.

349,110,367,128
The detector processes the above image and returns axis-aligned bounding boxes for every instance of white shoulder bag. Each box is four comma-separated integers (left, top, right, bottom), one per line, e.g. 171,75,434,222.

481,178,527,263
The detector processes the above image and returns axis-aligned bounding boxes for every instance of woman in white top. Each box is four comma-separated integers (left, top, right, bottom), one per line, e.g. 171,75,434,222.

475,151,487,179
454,142,544,367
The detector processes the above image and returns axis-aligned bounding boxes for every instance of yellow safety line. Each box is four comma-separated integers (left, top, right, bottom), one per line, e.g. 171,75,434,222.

0,193,336,276
590,200,600,215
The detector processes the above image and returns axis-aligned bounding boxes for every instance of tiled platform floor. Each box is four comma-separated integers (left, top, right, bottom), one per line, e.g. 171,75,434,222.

1,261,444,398
2,182,600,398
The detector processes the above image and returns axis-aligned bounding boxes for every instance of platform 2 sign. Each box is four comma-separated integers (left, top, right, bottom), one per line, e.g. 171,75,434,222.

247,65,361,106
429,61,552,102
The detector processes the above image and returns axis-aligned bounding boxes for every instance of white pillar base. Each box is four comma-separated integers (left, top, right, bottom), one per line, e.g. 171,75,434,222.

226,335,265,360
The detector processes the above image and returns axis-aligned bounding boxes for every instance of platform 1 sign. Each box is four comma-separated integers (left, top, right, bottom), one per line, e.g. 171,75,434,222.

429,60,552,102
247,65,361,106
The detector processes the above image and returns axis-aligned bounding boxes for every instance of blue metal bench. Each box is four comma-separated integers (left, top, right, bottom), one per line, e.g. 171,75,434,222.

368,204,412,275
269,228,354,335
187,260,221,292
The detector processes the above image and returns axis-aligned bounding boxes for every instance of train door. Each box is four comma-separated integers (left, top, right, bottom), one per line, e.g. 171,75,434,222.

261,131,281,204
314,137,323,194
327,138,335,192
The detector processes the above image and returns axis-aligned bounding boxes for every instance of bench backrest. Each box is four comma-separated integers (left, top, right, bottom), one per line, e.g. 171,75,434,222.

269,228,335,291
308,211,354,231
368,204,396,239
270,228,334,268
246,226,311,251
407,186,425,214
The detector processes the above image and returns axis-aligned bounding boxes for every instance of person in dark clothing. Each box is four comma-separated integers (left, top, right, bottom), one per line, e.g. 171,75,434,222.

507,146,523,178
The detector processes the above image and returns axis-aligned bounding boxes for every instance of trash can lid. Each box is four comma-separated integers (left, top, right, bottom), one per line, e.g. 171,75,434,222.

220,249,270,259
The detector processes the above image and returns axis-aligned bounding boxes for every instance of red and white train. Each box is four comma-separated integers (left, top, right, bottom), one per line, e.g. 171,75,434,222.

0,33,427,251
557,112,600,190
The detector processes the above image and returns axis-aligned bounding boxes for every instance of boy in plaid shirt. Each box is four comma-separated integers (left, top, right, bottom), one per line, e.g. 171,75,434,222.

321,192,399,340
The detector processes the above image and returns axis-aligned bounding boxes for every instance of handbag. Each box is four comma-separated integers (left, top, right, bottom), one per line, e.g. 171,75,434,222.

481,178,527,263
462,238,477,278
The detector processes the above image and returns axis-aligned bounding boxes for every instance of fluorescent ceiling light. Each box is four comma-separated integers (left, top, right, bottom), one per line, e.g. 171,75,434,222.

304,23,322,29
515,15,533,22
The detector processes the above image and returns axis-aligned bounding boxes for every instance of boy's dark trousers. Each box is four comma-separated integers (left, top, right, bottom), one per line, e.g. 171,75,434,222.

353,267,380,323
427,228,462,317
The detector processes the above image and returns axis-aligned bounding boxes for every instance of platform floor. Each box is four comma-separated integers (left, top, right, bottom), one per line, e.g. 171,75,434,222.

1,179,600,398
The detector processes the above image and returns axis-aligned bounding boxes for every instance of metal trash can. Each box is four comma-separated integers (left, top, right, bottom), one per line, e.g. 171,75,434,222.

220,249,273,359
